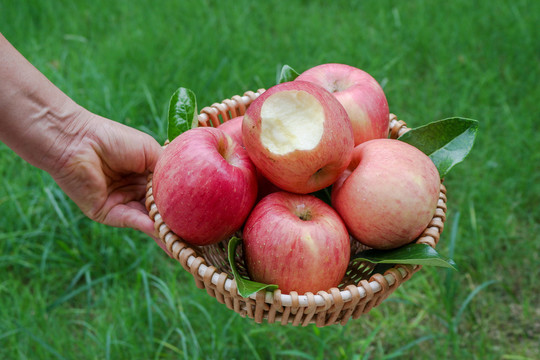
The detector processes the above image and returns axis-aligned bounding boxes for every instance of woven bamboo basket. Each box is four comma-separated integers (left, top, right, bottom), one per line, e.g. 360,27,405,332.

145,89,448,327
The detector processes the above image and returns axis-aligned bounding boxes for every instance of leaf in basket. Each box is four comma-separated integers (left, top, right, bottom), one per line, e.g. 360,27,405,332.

277,64,300,84
228,237,278,298
398,117,479,178
167,87,198,141
352,243,458,270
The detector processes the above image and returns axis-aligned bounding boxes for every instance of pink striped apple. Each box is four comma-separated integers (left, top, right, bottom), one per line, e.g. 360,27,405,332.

331,139,440,250
153,127,258,246
243,192,350,294
296,63,389,146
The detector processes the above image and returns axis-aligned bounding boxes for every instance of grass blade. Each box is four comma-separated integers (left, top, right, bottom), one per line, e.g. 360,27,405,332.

18,325,67,360
276,350,315,359
140,269,154,341
453,280,498,331
46,253,145,311
242,333,262,360
382,335,436,359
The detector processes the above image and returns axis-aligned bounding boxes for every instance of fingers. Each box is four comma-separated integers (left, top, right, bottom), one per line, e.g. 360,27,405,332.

93,116,163,175
58,114,167,249
102,201,173,258
101,201,147,230
142,133,163,173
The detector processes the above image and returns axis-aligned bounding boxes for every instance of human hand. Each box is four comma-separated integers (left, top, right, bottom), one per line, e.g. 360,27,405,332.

0,33,170,254
50,111,164,241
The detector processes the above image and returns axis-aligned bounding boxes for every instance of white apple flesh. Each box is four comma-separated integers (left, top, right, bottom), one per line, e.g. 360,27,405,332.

242,81,354,194
153,127,258,246
296,63,389,146
243,192,350,295
331,139,440,250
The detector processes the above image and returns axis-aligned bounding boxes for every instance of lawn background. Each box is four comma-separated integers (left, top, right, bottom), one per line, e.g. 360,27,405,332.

1,0,539,359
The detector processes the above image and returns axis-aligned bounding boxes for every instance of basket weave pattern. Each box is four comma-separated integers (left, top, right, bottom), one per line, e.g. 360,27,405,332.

145,90,448,327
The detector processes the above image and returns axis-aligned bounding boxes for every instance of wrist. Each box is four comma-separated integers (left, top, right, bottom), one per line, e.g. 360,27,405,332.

38,99,93,176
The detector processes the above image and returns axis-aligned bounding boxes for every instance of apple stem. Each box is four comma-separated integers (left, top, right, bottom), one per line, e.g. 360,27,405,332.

294,204,312,221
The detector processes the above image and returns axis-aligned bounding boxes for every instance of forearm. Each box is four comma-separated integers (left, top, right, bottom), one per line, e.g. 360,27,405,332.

0,33,87,175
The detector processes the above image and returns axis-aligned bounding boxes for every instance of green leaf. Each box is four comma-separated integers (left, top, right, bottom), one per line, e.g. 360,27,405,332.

227,237,278,298
277,64,300,84
353,243,458,270
167,87,198,141
398,117,479,178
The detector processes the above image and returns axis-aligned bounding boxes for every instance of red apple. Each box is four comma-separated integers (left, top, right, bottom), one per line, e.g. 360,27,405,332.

331,139,440,250
243,191,350,294
242,81,354,194
296,63,389,146
218,116,243,146
153,127,258,246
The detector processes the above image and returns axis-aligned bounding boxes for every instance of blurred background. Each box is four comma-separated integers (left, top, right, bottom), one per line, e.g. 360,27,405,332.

0,0,538,358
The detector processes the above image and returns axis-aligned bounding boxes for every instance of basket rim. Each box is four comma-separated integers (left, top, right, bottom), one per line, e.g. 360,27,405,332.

145,88,448,324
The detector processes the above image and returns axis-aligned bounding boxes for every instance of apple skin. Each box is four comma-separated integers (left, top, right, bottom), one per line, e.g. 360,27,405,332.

331,139,440,250
243,191,350,295
242,80,354,194
218,116,244,146
153,127,258,246
219,116,280,199
296,63,389,146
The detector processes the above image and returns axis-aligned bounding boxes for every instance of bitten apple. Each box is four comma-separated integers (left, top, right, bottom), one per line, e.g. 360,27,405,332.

296,63,389,146
331,139,440,250
243,192,350,295
242,81,354,194
153,127,258,246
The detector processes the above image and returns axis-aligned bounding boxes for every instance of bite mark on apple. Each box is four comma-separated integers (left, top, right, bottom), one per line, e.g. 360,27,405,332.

260,90,324,155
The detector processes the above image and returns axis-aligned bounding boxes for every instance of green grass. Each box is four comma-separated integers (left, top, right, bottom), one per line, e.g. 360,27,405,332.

1,0,539,358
